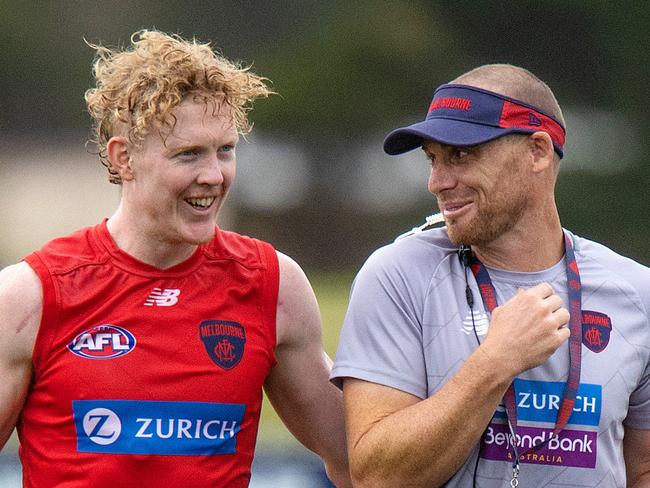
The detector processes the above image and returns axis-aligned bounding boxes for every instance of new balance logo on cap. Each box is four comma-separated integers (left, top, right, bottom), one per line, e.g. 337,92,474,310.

144,288,180,307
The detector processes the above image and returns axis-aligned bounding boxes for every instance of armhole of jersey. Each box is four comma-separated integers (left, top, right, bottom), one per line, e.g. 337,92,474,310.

257,241,279,368
23,252,59,374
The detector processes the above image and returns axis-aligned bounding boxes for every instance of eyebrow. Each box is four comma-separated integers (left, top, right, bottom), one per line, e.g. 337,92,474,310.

163,142,200,154
165,136,239,153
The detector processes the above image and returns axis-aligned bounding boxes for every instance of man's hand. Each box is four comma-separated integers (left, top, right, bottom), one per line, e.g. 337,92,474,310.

481,282,570,377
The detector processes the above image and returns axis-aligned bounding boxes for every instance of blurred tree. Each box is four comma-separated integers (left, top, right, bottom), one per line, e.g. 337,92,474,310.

0,0,647,267
252,0,470,139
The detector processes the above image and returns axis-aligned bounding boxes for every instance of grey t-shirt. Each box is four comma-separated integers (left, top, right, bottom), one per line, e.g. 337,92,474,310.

331,227,650,487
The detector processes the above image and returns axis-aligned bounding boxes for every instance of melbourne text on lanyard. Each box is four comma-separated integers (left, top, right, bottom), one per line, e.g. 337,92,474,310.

468,232,583,487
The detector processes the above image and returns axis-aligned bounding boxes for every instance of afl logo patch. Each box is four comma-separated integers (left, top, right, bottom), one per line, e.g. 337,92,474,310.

68,325,137,359
581,311,612,353
199,320,246,370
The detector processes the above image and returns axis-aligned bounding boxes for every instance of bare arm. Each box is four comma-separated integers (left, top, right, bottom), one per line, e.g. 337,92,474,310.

264,252,351,487
0,262,41,450
625,426,650,487
345,283,570,487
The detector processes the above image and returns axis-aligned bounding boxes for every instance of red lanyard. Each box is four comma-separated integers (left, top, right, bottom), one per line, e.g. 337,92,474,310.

468,233,583,474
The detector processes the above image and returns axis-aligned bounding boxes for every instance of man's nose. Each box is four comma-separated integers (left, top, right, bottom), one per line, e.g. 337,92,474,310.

427,162,457,195
197,155,224,186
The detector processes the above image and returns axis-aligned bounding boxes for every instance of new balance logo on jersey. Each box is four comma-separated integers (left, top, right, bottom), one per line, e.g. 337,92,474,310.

144,288,180,307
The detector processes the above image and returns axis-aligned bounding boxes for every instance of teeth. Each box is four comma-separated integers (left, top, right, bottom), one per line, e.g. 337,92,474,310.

444,204,464,213
186,197,215,208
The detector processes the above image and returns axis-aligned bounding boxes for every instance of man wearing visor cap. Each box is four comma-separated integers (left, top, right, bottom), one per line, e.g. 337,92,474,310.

331,64,650,487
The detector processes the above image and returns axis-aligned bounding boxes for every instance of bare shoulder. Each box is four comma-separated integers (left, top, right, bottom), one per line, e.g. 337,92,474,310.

276,251,311,291
275,251,321,347
0,262,42,447
0,261,42,360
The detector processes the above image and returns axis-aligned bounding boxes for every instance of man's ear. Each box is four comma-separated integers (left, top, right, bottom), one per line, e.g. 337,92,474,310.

107,136,135,181
528,131,555,174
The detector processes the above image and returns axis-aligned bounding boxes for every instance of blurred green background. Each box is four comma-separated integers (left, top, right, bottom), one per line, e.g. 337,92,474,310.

259,272,353,445
1,0,649,461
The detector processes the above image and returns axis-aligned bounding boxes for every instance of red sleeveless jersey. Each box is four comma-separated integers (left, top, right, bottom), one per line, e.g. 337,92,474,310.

19,221,279,487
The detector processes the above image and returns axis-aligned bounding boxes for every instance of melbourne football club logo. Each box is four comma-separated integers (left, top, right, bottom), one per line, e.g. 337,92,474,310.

581,310,612,353
68,325,136,359
199,320,246,370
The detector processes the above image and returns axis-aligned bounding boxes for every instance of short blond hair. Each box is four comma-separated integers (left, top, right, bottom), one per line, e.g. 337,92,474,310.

85,29,272,184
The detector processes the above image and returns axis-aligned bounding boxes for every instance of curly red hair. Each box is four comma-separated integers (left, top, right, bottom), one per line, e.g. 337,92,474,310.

85,29,272,184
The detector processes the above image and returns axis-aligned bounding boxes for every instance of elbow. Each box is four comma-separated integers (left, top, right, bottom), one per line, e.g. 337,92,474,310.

349,451,445,488
351,471,443,488
348,452,382,488
323,458,352,488
350,470,410,488
350,472,380,488
348,454,400,488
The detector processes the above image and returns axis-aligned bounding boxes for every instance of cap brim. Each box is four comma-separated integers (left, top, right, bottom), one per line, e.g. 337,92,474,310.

383,118,515,155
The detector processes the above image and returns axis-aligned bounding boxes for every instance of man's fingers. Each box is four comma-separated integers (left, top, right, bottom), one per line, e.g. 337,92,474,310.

544,294,564,312
553,307,571,328
527,282,555,298
556,325,571,342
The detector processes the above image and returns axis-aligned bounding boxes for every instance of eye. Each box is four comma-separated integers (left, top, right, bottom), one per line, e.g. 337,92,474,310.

423,152,436,167
451,148,470,163
218,144,235,153
175,148,200,160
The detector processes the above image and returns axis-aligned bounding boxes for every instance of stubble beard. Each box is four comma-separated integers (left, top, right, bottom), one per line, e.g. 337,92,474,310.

444,193,527,246
445,142,531,246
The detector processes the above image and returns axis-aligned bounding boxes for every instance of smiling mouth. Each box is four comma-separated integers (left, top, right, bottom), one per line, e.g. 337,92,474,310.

441,202,472,218
185,197,216,209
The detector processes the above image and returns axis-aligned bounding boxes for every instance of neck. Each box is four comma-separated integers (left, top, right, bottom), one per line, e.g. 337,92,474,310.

107,206,197,270
471,213,564,272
